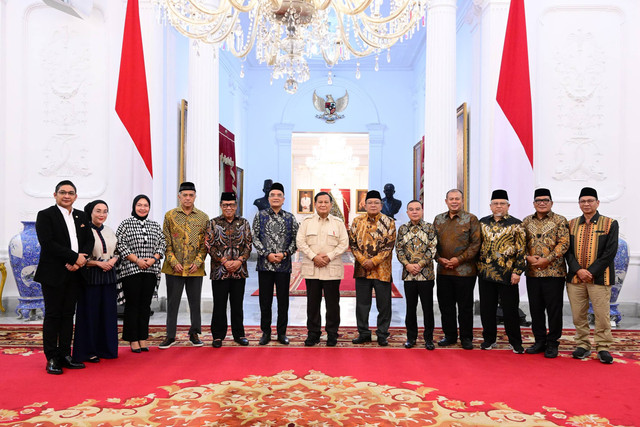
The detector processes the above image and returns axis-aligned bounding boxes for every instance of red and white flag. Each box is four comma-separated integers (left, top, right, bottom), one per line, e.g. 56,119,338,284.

492,0,533,220
116,0,153,178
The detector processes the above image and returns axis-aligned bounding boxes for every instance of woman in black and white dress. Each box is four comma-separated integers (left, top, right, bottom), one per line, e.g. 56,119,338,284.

116,195,166,352
73,200,119,363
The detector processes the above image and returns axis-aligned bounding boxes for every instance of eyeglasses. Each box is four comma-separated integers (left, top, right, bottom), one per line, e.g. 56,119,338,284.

534,199,551,204
221,203,237,208
57,191,76,196
579,199,597,205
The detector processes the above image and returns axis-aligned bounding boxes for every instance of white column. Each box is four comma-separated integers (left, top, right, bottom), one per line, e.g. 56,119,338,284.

186,43,220,218
366,123,385,191
424,0,457,220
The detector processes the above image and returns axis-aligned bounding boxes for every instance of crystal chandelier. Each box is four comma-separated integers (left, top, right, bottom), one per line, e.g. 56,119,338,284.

155,0,426,93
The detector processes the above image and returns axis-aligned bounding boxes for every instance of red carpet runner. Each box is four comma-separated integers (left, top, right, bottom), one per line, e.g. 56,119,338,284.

1,345,639,425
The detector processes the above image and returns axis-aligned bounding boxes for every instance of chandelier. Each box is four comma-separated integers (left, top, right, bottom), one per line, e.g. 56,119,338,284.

155,0,426,93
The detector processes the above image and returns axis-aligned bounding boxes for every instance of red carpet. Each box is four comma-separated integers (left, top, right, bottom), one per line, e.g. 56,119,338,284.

252,263,403,298
0,346,639,425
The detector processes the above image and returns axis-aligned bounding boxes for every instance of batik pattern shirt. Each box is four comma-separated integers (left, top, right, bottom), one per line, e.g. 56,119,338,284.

566,212,618,286
396,219,438,281
161,207,209,277
522,211,569,278
349,213,396,282
433,211,481,277
252,208,299,273
477,214,526,285
205,215,253,280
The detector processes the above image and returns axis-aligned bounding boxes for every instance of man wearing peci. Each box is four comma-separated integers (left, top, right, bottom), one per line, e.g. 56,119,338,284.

522,188,570,358
296,191,349,346
566,187,619,364
35,180,95,375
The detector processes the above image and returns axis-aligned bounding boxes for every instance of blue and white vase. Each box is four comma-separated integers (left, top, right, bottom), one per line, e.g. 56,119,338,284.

588,236,629,327
8,221,45,320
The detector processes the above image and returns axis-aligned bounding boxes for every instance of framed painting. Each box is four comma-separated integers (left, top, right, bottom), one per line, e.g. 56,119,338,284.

178,99,188,184
413,137,424,203
355,189,368,213
236,167,244,217
456,103,469,210
297,189,314,214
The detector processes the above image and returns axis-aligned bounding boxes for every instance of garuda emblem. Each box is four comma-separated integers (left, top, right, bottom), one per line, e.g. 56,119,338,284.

313,90,349,124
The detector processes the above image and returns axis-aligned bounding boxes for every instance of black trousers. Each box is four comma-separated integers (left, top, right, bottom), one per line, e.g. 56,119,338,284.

41,276,80,361
479,278,522,346
526,276,565,347
73,283,118,361
355,278,392,339
436,275,476,341
121,273,156,342
211,278,246,340
404,280,435,342
306,279,341,338
258,271,290,336
165,275,203,338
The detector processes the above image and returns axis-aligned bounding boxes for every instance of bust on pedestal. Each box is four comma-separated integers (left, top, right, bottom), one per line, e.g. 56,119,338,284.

253,179,273,211
381,183,402,219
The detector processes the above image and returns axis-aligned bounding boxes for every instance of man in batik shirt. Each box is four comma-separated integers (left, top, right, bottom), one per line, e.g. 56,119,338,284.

349,190,396,346
396,200,438,350
477,189,526,354
206,192,252,348
252,182,299,346
522,188,569,358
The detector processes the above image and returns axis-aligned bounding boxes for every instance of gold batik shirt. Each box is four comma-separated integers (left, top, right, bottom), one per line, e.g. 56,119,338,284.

161,206,209,277
522,211,570,277
477,214,526,285
349,213,396,282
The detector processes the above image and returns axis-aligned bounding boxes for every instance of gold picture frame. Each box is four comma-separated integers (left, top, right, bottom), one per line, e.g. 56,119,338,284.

355,189,368,213
297,189,314,214
178,99,188,184
457,103,469,211
413,137,424,203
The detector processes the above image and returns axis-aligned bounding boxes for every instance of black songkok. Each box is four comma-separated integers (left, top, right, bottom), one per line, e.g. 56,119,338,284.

491,189,509,201
220,192,236,202
270,182,285,194
179,181,196,192
534,188,552,200
579,187,598,200
366,190,382,201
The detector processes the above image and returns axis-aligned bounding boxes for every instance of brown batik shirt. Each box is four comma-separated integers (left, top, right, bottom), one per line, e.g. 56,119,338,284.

433,210,481,277
522,211,569,278
349,213,396,282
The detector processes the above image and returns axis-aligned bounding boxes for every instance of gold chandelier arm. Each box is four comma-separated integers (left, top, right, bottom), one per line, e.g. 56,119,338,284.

330,0,373,16
166,4,236,43
311,0,332,11
226,8,261,58
344,0,418,22
226,0,263,14
169,0,233,17
334,11,377,56
165,0,231,26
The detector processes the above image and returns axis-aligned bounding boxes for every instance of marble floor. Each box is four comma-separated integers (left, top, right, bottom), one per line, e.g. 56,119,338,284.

2,259,639,332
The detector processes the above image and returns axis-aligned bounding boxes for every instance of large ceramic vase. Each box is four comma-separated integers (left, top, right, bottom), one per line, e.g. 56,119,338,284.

588,236,629,327
8,221,45,320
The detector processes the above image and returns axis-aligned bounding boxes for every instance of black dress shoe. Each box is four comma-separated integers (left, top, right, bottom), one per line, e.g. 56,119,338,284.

130,344,142,354
234,337,250,346
352,335,372,344
461,338,474,350
404,340,416,349
212,339,223,348
544,346,558,358
140,347,149,352
525,342,546,354
61,356,85,369
326,336,338,347
425,341,436,350
87,356,100,363
304,336,320,346
46,359,63,375
377,337,389,347
259,333,271,345
437,337,457,347
277,335,290,345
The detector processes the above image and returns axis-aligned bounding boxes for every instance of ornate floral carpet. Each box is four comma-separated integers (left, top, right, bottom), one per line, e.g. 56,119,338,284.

1,326,640,425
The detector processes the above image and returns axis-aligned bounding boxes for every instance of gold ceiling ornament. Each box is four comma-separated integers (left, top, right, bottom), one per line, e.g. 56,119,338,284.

154,0,426,93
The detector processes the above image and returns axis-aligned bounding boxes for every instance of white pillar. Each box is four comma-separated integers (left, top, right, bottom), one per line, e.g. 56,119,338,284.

186,43,220,218
366,123,385,191
424,0,457,220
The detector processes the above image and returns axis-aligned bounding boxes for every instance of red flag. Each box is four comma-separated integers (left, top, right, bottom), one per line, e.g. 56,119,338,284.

496,0,533,167
492,0,533,220
116,0,153,177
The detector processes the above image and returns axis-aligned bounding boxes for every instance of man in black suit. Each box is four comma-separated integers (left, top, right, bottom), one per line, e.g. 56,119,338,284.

35,180,94,374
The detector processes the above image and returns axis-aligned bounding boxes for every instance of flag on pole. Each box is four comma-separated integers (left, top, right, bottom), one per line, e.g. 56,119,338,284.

492,0,533,219
116,0,153,178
